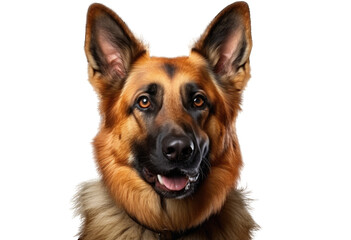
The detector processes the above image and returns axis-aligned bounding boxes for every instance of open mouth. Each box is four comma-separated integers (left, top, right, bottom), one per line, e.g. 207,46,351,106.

157,173,199,191
143,168,200,198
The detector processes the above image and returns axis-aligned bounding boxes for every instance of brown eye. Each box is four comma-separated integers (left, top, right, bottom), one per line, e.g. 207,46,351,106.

193,95,205,108
138,96,151,109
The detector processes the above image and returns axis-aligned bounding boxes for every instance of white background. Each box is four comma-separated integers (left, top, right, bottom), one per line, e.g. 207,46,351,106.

0,0,350,239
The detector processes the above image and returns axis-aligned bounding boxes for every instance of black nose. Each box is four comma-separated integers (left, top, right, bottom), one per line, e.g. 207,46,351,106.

162,135,194,162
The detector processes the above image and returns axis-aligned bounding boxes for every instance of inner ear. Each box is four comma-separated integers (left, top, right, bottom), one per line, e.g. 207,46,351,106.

85,3,146,81
94,25,129,79
192,2,252,81
214,29,244,75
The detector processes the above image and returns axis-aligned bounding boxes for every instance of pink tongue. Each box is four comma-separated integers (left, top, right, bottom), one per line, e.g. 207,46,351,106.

161,176,188,191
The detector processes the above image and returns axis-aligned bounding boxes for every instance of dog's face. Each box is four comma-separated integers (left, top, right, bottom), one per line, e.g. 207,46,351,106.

85,2,252,231
126,57,213,199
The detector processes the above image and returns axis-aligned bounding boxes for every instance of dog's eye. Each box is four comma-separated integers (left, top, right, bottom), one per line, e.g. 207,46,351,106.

138,96,151,109
192,95,206,109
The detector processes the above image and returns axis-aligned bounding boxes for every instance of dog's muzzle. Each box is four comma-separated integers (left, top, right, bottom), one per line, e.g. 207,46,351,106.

137,125,209,199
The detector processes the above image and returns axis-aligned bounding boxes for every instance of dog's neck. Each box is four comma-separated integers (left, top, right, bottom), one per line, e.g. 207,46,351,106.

75,180,257,240
125,208,197,239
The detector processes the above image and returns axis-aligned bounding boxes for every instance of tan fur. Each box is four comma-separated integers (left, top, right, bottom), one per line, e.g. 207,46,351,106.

76,181,257,240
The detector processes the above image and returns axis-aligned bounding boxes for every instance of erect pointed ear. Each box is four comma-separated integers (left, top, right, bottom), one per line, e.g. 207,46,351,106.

85,3,146,93
193,2,252,91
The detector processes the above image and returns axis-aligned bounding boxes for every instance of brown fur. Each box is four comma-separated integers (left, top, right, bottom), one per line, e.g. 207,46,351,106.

77,1,256,239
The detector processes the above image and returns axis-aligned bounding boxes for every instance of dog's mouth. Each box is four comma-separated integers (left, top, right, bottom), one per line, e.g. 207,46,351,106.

142,168,200,199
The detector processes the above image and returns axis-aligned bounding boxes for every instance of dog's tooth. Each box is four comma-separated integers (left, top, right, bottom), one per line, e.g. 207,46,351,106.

185,182,191,191
189,174,199,182
157,174,164,185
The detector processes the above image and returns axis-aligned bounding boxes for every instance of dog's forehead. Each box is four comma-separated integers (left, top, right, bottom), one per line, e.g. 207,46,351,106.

126,53,209,91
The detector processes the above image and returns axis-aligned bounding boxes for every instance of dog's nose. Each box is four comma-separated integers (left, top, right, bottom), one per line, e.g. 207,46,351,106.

162,135,194,162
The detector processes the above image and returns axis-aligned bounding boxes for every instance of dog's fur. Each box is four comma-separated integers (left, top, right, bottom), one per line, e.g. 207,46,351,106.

76,2,257,239
76,181,255,240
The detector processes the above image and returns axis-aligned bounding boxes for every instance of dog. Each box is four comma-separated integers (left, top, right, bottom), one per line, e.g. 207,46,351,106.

76,2,257,239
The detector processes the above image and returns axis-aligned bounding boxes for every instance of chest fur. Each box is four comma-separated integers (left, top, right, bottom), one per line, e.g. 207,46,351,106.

75,181,257,240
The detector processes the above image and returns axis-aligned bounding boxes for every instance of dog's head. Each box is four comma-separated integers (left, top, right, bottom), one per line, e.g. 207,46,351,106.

85,2,252,231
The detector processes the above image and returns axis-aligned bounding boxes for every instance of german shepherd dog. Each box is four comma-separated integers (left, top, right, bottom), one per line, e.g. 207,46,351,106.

76,2,257,239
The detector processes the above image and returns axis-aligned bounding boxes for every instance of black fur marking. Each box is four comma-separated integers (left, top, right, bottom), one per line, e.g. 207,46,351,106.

181,82,211,123
163,63,177,79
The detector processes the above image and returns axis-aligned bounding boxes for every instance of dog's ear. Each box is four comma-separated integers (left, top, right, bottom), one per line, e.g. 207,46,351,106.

85,3,146,93
193,2,252,92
